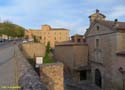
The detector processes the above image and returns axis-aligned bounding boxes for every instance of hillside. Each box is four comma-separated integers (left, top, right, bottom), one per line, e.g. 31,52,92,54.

0,21,25,38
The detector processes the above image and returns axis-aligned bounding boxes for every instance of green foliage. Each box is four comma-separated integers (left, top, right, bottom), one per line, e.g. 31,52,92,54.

44,42,53,63
46,42,50,53
0,21,25,38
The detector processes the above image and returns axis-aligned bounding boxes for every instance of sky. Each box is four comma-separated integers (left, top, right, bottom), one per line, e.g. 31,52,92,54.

0,0,125,35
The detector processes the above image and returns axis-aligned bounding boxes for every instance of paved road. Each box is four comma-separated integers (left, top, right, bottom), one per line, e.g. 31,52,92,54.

0,42,19,90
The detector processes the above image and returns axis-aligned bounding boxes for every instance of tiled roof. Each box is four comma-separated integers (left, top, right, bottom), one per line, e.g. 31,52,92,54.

85,20,125,37
88,20,125,30
96,20,125,30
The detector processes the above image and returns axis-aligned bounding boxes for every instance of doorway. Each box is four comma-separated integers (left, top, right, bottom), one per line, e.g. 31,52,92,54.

80,70,87,80
95,69,102,88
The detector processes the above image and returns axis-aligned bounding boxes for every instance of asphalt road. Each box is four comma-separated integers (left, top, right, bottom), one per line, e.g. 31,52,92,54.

0,42,20,90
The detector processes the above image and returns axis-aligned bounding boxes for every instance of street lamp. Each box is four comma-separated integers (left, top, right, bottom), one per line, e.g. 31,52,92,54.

119,67,125,90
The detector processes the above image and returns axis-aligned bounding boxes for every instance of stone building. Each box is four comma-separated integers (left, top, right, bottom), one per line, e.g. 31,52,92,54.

54,34,90,82
54,9,125,90
85,9,125,90
25,25,69,48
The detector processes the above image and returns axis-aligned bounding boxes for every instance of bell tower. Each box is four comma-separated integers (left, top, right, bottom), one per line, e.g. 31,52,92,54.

89,9,106,23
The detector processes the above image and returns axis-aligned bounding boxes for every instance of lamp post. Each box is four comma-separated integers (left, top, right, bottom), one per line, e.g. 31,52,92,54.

119,67,125,90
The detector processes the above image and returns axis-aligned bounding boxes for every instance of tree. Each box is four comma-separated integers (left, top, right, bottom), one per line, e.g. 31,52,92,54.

0,20,25,38
46,42,50,54
44,42,53,63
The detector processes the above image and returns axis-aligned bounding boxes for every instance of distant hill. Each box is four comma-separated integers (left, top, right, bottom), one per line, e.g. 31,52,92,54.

0,21,25,38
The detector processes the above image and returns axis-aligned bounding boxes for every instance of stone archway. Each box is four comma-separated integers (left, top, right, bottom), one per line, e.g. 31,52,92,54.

95,69,102,88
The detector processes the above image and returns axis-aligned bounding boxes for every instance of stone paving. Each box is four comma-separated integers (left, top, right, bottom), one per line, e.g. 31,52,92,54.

64,75,101,90
65,81,101,90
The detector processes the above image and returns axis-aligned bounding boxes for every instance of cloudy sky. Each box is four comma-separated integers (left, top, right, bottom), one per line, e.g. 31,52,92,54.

0,0,125,35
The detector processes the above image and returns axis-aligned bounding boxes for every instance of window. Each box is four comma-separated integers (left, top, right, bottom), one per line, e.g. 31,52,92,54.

96,39,99,48
77,39,81,43
44,37,46,40
39,36,42,39
97,26,99,31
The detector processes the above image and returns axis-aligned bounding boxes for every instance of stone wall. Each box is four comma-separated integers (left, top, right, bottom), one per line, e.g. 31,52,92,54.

54,45,88,70
116,32,125,51
16,45,47,90
21,42,46,59
53,45,88,82
40,63,64,90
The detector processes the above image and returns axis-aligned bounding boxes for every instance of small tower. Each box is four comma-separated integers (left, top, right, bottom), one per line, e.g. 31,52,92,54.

89,9,106,23
41,24,51,31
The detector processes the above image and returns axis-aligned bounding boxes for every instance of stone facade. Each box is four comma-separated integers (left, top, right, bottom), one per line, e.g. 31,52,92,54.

21,42,46,59
40,63,64,90
54,35,89,82
25,25,70,48
85,10,125,90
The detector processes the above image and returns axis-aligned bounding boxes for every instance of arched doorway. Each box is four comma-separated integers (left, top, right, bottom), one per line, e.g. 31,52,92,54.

95,69,102,88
